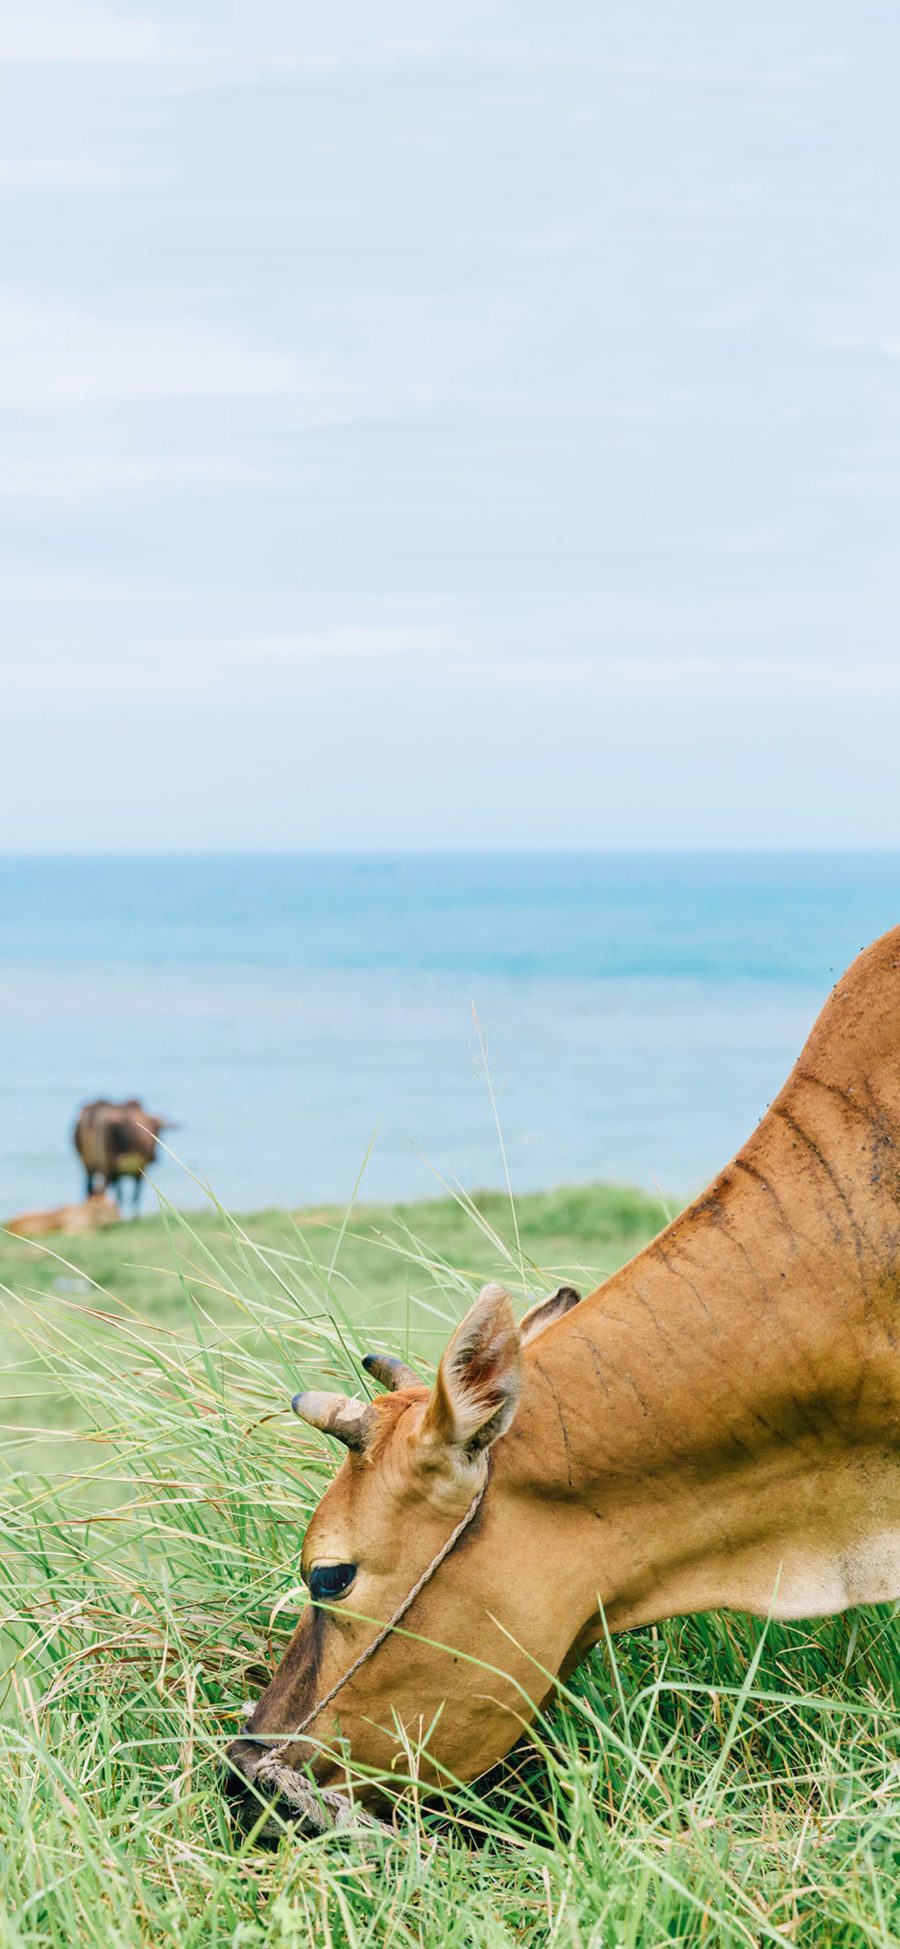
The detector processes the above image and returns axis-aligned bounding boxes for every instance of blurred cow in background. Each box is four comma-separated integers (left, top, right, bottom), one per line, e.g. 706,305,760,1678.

73,1099,175,1212
7,1192,119,1239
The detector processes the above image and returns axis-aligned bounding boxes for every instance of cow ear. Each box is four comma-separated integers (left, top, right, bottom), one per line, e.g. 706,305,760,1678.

420,1283,522,1463
519,1283,582,1345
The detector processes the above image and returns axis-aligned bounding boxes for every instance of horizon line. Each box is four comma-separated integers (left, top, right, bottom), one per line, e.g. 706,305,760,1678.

0,845,899,862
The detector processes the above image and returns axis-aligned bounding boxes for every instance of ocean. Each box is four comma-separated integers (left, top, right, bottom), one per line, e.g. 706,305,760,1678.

1,854,898,1218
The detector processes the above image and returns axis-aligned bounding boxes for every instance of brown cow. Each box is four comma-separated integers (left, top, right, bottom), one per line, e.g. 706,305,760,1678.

6,1191,119,1239
227,925,900,1840
73,1098,173,1212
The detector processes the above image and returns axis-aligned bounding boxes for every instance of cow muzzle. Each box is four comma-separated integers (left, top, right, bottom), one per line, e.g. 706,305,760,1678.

223,1735,387,1844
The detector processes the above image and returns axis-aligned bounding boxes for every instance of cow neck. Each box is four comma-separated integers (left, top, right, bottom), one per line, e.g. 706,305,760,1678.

496,1107,898,1633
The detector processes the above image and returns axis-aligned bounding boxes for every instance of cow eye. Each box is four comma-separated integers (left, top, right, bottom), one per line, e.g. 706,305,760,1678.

308,1562,357,1603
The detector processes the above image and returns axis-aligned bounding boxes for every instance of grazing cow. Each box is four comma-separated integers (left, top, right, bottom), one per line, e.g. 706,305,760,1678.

73,1098,173,1211
226,928,900,1840
6,1191,119,1239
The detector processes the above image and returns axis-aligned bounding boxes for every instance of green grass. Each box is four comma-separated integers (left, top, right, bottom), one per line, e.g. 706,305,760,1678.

0,1179,897,1947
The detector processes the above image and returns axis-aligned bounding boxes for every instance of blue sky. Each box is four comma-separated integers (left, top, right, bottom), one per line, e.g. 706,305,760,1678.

2,0,900,851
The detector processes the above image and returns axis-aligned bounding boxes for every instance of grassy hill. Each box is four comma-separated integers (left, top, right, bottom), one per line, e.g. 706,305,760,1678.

0,1181,897,1947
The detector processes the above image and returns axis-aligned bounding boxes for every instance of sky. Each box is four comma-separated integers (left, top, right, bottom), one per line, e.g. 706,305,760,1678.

2,0,900,851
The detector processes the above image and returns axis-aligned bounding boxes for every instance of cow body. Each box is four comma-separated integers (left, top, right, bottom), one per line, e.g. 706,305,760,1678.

73,1099,171,1210
6,1191,119,1238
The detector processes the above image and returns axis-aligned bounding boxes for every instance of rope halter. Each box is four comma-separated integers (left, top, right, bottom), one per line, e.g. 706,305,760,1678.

251,1474,488,1830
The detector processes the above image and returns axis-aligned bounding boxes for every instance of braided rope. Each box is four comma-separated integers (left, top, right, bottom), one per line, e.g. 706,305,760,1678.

262,1473,488,1760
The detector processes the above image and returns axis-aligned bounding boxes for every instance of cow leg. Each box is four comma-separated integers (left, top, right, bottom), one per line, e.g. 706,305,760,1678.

132,1175,142,1214
84,1169,95,1199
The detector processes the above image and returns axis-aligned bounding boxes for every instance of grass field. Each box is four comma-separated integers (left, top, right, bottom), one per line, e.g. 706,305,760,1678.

0,1179,897,1947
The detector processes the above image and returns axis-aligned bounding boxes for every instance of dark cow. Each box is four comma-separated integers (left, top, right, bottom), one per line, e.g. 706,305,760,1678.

73,1099,174,1212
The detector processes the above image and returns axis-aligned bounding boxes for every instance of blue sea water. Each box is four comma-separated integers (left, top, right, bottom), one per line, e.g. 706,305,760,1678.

1,854,898,1218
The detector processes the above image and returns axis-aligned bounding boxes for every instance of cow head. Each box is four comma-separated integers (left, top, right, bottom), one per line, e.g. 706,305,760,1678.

225,1279,582,1838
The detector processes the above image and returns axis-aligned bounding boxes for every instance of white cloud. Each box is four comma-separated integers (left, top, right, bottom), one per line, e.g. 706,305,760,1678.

0,294,297,408
0,6,513,85
0,627,472,703
0,291,446,420
0,155,163,189
235,628,471,661
0,453,309,500
818,327,900,364
0,5,160,64
475,653,900,700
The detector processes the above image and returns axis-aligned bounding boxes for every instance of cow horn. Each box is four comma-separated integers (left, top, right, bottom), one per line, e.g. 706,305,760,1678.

519,1284,583,1345
290,1391,375,1452
361,1352,424,1392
